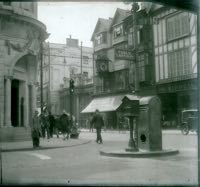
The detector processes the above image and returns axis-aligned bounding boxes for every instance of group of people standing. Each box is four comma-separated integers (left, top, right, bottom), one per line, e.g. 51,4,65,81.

31,109,72,148
31,109,56,148
31,108,105,148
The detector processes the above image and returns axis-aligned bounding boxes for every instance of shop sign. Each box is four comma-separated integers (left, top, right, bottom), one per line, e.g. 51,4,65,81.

157,80,197,93
115,48,134,60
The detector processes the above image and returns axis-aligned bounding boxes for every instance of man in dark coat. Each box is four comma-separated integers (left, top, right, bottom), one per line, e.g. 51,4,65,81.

31,110,41,148
48,111,55,138
39,113,46,138
91,109,104,144
59,110,70,140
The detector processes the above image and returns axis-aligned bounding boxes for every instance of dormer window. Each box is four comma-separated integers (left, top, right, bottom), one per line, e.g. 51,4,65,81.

113,24,123,38
94,32,107,46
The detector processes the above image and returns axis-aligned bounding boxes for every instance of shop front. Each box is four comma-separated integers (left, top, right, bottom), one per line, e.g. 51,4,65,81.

81,94,125,129
157,79,197,128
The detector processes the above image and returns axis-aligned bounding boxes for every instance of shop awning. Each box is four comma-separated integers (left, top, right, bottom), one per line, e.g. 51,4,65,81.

81,95,125,113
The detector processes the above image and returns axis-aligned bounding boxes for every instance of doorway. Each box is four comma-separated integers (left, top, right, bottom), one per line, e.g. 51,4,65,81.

11,79,19,127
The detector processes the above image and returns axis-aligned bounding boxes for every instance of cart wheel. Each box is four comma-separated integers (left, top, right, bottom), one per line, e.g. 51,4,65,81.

181,124,190,135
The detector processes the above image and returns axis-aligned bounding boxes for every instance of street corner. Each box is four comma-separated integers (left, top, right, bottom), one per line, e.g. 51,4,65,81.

0,137,91,152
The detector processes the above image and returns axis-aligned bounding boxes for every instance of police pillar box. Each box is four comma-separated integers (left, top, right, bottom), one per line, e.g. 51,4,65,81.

138,96,162,151
118,95,140,152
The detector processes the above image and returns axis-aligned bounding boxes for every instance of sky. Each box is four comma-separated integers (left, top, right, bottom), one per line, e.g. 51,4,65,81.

38,2,132,47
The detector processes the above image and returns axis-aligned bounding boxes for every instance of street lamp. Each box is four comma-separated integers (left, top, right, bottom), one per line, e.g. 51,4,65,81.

69,79,75,126
132,2,140,93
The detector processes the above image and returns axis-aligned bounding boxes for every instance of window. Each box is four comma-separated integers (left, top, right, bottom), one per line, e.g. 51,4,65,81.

83,56,89,65
138,53,149,82
166,12,189,41
94,32,107,46
168,48,191,78
128,27,134,48
138,55,145,82
137,26,144,44
3,2,11,6
83,72,88,78
113,25,123,38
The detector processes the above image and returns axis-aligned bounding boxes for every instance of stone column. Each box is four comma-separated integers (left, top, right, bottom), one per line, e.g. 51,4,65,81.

32,83,36,113
4,76,12,127
24,83,29,127
0,76,4,127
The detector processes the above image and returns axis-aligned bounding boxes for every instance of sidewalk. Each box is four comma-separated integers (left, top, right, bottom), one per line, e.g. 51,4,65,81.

80,128,197,135
0,136,91,152
0,129,196,152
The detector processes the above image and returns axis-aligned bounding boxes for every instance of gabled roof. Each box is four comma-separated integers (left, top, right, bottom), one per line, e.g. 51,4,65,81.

91,18,113,41
109,8,131,31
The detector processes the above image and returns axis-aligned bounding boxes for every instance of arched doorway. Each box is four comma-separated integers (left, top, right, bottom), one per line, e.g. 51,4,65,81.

10,54,37,127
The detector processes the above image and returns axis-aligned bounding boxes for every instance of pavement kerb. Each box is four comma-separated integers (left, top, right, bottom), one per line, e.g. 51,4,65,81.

100,149,179,158
0,139,91,153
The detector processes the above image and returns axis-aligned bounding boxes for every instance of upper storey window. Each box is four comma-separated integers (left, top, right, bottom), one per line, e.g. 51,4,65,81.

94,32,107,46
113,24,123,38
166,12,189,41
3,2,11,6
128,27,134,48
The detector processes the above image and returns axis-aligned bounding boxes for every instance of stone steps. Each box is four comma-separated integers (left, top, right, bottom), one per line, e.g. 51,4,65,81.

0,127,31,142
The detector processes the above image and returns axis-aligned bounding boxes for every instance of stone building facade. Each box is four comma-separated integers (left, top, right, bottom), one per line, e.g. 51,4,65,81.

0,2,47,141
38,37,93,115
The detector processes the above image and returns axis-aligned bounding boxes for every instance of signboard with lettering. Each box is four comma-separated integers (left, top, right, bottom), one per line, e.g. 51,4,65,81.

115,48,134,60
157,79,197,93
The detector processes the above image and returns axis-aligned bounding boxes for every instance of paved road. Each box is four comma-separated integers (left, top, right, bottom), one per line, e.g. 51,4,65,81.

1,131,198,186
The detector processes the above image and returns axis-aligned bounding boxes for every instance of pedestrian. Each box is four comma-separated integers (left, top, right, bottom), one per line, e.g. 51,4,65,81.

39,113,46,138
59,110,70,140
54,115,61,138
89,114,94,132
31,110,41,148
91,109,104,144
48,111,55,138
44,110,51,139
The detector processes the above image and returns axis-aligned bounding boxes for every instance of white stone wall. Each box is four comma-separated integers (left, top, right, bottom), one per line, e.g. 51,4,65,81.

0,2,37,19
0,10,46,127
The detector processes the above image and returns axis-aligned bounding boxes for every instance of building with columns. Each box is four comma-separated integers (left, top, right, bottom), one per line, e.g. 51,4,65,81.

0,2,47,141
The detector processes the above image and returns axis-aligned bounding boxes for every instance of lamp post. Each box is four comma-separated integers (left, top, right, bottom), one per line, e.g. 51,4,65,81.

132,2,140,93
48,42,51,112
69,79,75,126
80,41,83,86
40,42,43,115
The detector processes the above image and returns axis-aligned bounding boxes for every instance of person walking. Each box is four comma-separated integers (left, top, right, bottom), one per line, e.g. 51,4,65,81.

48,111,55,138
89,114,94,132
39,113,46,138
59,110,70,140
44,110,51,139
31,110,41,148
91,109,104,144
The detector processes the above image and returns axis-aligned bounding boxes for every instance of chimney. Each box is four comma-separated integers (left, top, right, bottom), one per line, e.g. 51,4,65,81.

66,36,79,48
